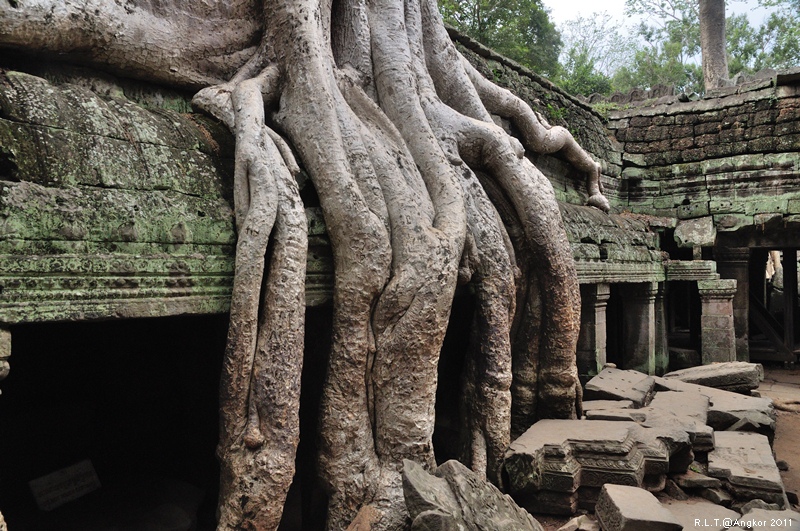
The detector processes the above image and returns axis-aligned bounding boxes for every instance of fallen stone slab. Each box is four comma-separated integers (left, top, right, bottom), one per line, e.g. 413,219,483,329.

505,419,691,514
586,403,712,454
740,508,800,531
582,399,635,413
654,376,775,441
673,469,722,489
708,431,785,506
402,459,543,530
660,497,740,531
664,362,764,394
700,487,733,507
585,368,655,407
595,484,682,531
650,390,709,425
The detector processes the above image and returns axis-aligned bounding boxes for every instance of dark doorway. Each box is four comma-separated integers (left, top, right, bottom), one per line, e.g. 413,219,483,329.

0,315,228,530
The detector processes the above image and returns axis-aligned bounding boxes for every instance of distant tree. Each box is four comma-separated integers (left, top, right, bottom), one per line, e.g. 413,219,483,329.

728,0,800,73
556,13,634,96
616,0,704,93
438,0,563,76
699,0,729,89
613,0,800,94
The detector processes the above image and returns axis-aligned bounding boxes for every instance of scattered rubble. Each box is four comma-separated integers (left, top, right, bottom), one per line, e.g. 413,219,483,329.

664,362,764,394
594,484,682,531
402,459,543,530
504,419,689,514
708,431,785,507
504,365,791,525
654,376,776,441
584,368,655,407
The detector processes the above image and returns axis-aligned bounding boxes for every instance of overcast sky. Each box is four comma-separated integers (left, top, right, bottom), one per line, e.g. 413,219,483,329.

541,0,773,29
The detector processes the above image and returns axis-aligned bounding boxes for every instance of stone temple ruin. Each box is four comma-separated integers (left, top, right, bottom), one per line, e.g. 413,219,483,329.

1,28,800,530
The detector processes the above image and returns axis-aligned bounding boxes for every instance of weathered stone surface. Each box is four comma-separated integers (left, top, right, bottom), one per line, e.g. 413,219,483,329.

346,505,382,530
708,431,785,506
584,368,655,407
673,469,723,489
663,479,689,500
586,399,711,453
660,498,740,531
649,390,713,452
0,511,5,531
557,514,601,531
739,499,782,513
505,419,689,514
595,484,682,531
654,377,776,439
402,459,543,530
664,362,764,393
675,216,716,247
582,400,635,412
700,487,734,507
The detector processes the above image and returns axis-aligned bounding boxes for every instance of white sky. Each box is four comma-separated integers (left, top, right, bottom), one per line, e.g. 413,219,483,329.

541,0,773,29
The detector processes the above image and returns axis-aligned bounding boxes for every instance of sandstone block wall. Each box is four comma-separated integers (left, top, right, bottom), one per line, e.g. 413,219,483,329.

607,73,800,238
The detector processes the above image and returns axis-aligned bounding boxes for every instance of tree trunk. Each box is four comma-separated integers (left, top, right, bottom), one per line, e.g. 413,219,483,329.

0,0,609,527
699,0,730,91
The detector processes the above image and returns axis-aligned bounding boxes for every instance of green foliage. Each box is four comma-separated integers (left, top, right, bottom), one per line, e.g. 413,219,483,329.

554,13,631,96
727,1,800,73
591,101,627,121
438,0,562,77
613,0,704,93
559,49,613,96
545,102,568,122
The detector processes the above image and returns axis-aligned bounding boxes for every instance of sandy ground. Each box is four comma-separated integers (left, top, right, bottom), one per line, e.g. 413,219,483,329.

761,365,800,504
531,364,800,531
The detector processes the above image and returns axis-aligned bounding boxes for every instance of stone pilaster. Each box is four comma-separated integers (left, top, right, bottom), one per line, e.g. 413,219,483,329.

0,326,10,389
697,279,738,364
577,283,611,381
654,282,669,375
619,282,658,375
714,247,750,361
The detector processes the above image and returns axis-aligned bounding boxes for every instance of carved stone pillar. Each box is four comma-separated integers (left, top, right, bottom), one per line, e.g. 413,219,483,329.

714,247,750,360
577,283,611,381
697,279,738,364
619,282,657,375
654,282,669,376
0,326,9,385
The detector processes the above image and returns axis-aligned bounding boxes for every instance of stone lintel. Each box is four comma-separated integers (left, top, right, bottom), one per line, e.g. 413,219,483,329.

697,279,737,299
665,260,718,281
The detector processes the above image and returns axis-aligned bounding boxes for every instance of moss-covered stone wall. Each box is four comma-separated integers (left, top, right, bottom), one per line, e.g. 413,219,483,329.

607,72,800,244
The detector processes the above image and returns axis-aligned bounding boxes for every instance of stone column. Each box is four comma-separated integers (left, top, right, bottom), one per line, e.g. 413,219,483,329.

0,327,9,382
619,282,657,375
577,283,611,381
714,247,750,361
697,279,737,364
654,282,669,376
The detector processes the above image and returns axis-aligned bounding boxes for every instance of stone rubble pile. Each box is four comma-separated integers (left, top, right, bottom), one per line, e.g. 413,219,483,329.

503,362,797,530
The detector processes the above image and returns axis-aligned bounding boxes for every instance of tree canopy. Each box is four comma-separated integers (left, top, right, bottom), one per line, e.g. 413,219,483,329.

553,0,800,97
438,0,563,77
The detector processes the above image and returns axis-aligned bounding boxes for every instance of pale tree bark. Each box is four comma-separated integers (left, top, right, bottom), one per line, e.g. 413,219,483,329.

699,0,730,91
1,0,606,527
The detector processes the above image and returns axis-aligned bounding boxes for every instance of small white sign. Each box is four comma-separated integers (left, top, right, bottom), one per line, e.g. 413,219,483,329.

28,459,101,511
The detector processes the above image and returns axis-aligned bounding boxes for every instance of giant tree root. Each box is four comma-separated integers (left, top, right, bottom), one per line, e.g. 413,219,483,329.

0,0,609,528
194,0,604,527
